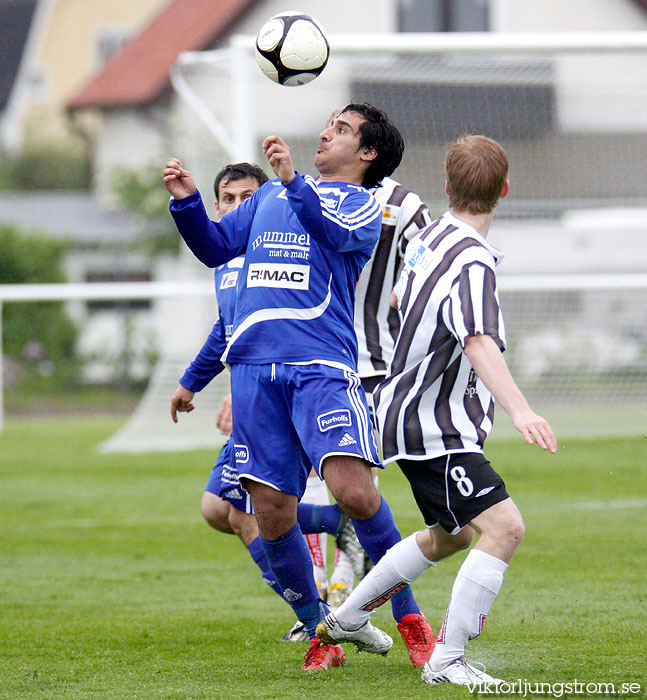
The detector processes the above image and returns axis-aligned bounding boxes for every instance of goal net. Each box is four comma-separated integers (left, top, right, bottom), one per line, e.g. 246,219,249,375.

100,31,647,451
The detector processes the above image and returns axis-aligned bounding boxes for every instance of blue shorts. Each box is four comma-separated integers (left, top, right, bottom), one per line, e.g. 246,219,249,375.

204,437,253,513
230,363,382,498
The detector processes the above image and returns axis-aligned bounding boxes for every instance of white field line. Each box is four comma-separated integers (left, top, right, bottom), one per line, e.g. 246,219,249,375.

524,498,647,515
27,499,647,531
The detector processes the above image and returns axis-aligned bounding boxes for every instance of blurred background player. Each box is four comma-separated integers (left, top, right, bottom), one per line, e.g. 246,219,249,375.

317,134,557,686
170,162,279,592
164,103,427,671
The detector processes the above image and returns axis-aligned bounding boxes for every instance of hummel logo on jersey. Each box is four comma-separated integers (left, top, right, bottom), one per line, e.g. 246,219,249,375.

338,433,357,447
475,486,495,498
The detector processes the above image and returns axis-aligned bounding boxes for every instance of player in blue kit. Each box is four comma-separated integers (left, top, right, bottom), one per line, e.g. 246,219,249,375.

172,162,365,608
171,163,272,567
164,103,426,670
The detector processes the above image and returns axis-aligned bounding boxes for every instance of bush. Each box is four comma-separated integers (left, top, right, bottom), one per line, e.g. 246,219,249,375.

0,224,80,389
2,145,91,190
111,166,180,255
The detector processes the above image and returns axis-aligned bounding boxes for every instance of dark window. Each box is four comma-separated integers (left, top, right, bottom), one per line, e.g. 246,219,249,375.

398,0,489,32
85,271,152,311
96,30,130,66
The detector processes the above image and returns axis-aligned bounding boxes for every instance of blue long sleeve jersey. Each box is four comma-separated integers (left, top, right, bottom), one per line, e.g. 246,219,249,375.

170,173,382,369
178,259,242,392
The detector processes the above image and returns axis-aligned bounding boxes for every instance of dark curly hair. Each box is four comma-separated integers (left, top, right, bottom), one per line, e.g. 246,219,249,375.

339,102,404,189
213,162,269,200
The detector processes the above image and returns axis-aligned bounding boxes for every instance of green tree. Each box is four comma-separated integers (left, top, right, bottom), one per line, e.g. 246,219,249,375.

111,166,180,255
1,145,91,190
0,225,79,388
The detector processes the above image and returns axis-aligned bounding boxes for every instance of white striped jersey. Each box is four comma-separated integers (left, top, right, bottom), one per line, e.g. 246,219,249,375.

355,177,432,378
374,211,506,464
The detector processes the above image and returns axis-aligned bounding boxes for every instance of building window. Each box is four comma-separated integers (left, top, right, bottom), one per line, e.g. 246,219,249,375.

95,29,130,67
398,0,489,32
85,270,151,311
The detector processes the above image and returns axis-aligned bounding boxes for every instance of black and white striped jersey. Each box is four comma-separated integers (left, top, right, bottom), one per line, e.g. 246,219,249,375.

355,177,432,378
374,211,506,464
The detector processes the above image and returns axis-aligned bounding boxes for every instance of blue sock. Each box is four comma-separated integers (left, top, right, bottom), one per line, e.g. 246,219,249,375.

261,523,328,638
388,586,420,622
297,502,343,535
247,536,283,598
352,497,420,622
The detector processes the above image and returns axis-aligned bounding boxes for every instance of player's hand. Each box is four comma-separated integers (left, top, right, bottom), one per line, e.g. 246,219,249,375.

262,135,296,184
511,409,557,453
163,158,197,199
170,383,196,423
216,394,233,436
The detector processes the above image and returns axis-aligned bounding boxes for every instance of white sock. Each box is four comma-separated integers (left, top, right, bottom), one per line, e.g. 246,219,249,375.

429,549,507,671
330,547,354,589
334,532,434,628
302,474,330,506
302,475,330,574
312,561,329,599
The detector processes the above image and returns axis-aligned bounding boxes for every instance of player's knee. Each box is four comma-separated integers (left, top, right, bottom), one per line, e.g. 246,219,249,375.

512,519,526,544
426,526,473,561
502,515,525,548
228,509,259,545
201,492,232,533
335,483,380,519
254,505,294,538
246,482,297,539
201,508,227,532
202,512,226,531
324,458,380,518
454,527,474,551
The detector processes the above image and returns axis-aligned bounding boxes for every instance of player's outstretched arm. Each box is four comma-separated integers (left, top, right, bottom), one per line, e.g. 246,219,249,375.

262,135,296,184
163,158,197,199
464,333,557,453
170,383,196,423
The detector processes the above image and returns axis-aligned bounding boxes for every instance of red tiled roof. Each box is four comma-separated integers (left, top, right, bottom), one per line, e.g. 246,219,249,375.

67,0,258,110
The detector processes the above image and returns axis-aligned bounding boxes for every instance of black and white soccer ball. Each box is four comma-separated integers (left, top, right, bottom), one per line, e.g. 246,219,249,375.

255,11,329,86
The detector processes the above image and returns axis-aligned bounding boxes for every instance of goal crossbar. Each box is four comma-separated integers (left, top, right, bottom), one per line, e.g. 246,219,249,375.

223,30,647,56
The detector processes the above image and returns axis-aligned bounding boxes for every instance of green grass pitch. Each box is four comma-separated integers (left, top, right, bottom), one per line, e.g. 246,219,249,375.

1,416,645,699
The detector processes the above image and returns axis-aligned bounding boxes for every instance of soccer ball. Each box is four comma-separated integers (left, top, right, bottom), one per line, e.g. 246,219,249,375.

255,11,329,86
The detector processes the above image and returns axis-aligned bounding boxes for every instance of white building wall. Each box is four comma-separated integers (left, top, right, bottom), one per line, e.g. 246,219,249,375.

493,0,647,31
94,106,166,200
231,0,394,35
